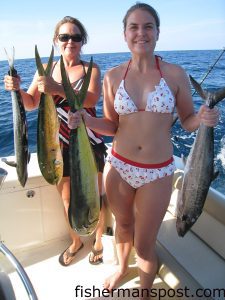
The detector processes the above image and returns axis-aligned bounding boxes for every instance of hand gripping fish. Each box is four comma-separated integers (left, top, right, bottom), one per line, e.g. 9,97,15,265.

3,47,30,187
35,46,63,185
60,56,100,236
176,76,225,237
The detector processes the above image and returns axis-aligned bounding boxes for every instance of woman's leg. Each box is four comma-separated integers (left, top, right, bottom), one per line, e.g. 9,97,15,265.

89,172,105,263
103,162,136,290
89,144,108,263
57,177,83,265
134,174,173,299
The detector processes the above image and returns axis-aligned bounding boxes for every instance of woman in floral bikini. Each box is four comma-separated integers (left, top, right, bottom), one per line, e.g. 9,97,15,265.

68,3,219,298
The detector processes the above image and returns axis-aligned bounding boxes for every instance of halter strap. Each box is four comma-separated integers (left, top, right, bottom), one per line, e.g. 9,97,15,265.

123,56,163,80
155,55,163,78
51,59,86,76
123,60,131,79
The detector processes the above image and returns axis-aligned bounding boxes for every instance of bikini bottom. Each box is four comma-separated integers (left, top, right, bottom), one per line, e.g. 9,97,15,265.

106,148,176,189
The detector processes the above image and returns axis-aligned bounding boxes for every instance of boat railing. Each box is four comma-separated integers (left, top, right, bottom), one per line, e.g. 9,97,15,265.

0,241,38,300
0,167,38,300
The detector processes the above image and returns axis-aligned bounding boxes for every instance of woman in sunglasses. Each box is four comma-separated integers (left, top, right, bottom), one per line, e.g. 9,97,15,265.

4,16,107,267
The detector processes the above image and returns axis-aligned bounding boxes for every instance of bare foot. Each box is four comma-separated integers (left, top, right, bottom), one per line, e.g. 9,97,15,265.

104,269,129,291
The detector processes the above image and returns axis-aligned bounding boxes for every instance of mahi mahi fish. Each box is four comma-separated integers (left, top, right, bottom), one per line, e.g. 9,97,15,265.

60,56,100,236
3,47,30,187
176,75,225,237
35,46,63,185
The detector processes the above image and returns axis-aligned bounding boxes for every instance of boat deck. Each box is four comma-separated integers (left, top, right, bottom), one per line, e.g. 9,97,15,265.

2,207,225,300
1,155,225,300
1,234,172,300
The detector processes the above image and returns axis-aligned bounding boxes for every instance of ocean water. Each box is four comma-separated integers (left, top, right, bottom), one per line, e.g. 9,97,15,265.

0,50,225,194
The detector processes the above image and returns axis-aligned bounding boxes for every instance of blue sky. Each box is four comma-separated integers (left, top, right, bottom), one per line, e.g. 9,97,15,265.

0,0,224,60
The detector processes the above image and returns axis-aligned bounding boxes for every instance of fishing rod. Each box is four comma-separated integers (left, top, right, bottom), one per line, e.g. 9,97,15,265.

192,47,225,96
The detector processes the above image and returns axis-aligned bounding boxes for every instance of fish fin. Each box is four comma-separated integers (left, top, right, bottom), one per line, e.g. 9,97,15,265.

4,47,18,76
190,74,225,108
60,56,79,111
78,57,93,107
54,159,61,165
189,75,207,101
35,45,46,76
212,170,219,181
60,142,63,153
45,46,54,75
4,160,17,168
28,151,31,164
4,47,15,70
60,56,93,110
213,87,225,105
181,154,187,166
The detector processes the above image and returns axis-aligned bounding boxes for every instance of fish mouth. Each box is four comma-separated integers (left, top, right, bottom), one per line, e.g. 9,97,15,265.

176,217,194,237
75,219,99,236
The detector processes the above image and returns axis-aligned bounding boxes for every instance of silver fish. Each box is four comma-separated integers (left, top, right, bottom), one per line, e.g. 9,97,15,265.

3,47,29,187
176,75,225,237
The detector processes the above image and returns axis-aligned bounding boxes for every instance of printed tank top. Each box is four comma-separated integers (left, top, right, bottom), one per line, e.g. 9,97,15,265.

52,60,103,149
114,56,175,115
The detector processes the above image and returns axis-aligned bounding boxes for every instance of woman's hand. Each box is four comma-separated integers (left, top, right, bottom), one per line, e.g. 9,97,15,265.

37,76,59,95
197,104,220,127
4,75,21,91
68,109,88,129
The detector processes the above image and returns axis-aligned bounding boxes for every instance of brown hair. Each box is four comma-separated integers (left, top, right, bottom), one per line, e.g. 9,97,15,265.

123,2,160,31
53,16,88,46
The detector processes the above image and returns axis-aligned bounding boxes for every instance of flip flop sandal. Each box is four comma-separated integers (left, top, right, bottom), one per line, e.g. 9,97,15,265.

59,242,84,266
89,240,103,265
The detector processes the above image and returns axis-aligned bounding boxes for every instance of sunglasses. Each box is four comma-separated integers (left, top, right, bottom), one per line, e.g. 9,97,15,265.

58,33,83,43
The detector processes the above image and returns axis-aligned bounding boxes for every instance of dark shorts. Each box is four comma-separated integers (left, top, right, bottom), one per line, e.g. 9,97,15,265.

62,142,107,177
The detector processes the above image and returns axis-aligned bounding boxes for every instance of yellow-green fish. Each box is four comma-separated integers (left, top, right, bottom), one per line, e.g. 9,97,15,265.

35,46,63,185
60,56,100,236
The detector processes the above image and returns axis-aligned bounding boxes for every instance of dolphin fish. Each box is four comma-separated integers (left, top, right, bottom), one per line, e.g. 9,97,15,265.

176,75,225,237
35,46,63,185
60,56,100,236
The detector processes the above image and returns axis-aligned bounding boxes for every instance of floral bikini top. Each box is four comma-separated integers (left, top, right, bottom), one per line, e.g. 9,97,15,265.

114,56,175,115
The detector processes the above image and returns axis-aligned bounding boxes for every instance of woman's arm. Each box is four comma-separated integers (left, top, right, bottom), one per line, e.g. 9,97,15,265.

68,70,119,136
4,71,40,111
4,64,64,111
